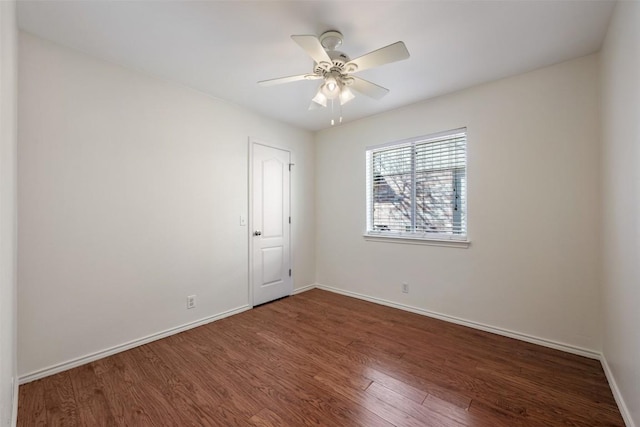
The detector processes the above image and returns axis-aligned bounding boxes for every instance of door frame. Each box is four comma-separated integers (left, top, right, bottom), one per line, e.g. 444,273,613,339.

247,137,293,308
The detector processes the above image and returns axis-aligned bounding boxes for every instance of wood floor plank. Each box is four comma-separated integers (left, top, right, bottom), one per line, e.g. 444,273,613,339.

364,382,463,427
214,325,392,426
67,363,114,427
220,312,394,426
466,399,530,427
249,408,291,427
17,290,625,426
152,333,264,425
314,372,430,427
133,344,223,425
178,320,384,427
42,372,80,427
91,356,156,426
422,394,503,427
17,380,47,426
363,369,428,404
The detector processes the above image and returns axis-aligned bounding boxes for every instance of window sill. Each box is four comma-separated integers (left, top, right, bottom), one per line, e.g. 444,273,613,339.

363,234,470,248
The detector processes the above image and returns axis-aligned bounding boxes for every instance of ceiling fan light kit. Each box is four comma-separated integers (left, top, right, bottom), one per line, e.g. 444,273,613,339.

312,90,327,108
339,87,355,105
258,30,410,125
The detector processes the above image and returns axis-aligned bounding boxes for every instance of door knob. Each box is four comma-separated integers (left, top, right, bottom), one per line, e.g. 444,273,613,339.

254,231,262,236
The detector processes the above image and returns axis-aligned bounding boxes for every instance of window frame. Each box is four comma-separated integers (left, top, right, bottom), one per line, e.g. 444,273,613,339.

364,128,469,247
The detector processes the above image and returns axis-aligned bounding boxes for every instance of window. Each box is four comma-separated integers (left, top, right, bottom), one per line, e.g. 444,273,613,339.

365,128,467,242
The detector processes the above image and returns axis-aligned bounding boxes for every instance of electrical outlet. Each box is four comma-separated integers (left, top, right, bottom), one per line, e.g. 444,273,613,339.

187,295,196,309
402,282,409,293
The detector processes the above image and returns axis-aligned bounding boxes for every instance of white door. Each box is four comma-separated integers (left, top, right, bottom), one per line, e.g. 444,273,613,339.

251,142,291,306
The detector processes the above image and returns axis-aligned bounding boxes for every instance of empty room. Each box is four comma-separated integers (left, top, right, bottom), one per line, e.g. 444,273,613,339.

1,0,639,425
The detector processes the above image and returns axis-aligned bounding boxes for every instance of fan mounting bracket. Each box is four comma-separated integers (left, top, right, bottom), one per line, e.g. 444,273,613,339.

319,31,343,51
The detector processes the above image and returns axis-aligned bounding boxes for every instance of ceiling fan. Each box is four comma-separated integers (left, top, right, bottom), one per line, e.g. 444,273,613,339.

258,31,410,111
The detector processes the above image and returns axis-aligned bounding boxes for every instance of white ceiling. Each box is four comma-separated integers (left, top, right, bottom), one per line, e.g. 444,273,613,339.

17,1,615,131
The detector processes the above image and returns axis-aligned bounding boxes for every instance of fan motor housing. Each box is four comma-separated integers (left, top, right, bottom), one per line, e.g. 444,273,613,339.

313,50,350,75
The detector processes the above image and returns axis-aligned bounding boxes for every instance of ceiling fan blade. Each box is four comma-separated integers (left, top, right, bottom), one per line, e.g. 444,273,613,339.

346,41,410,73
258,74,321,87
291,35,332,66
350,77,389,100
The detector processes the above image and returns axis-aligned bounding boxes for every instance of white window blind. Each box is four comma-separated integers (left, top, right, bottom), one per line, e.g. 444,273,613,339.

366,128,467,241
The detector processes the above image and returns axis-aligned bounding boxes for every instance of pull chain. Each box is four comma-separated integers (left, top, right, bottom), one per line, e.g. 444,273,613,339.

330,99,335,126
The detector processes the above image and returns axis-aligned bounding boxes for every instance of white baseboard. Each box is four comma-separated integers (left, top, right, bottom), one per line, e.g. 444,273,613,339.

11,375,18,426
601,354,635,427
315,283,600,360
18,304,251,385
291,284,315,295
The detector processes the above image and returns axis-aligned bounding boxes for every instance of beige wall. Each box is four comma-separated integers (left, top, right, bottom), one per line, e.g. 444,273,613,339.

0,1,18,425
315,55,601,353
600,1,640,425
17,32,315,378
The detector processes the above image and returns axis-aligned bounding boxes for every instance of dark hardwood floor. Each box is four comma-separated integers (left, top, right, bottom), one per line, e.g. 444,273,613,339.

18,289,624,426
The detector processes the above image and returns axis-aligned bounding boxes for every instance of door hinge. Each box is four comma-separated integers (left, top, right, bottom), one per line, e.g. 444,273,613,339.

289,163,295,172
288,216,291,224
289,269,292,277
